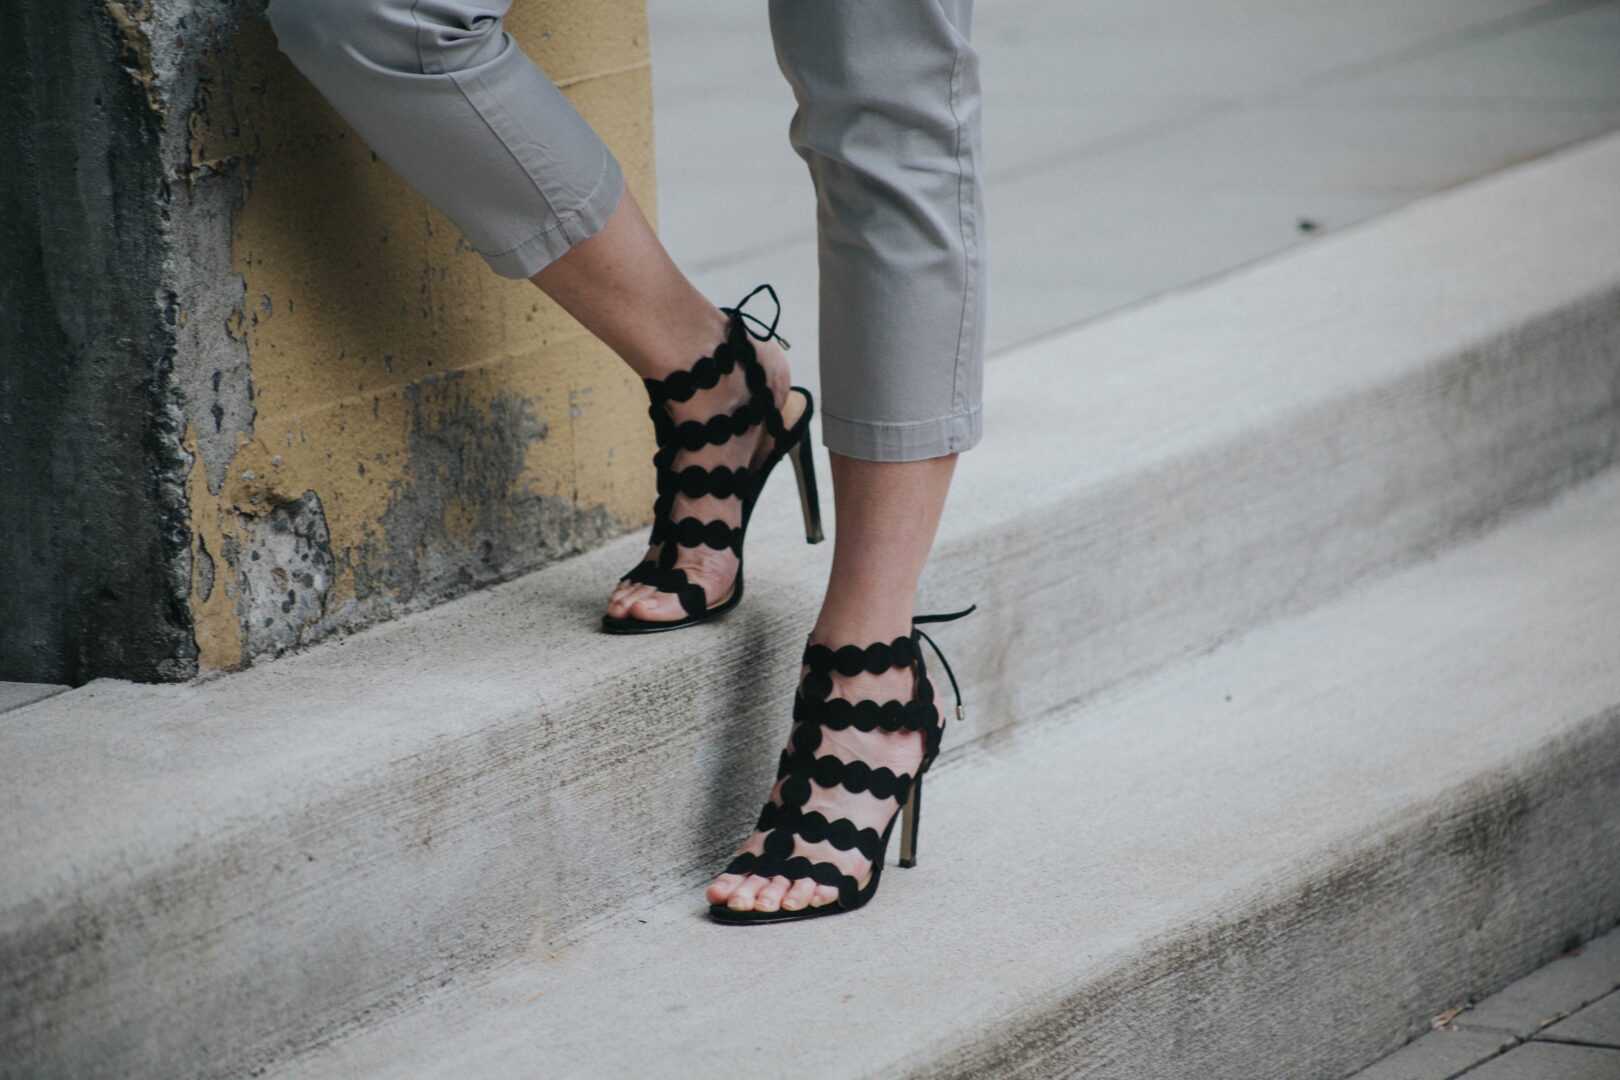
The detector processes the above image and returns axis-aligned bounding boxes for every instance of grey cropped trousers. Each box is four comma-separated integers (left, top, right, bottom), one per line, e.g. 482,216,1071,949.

267,0,985,461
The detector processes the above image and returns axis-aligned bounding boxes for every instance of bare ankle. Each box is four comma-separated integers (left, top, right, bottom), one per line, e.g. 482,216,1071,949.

809,612,914,649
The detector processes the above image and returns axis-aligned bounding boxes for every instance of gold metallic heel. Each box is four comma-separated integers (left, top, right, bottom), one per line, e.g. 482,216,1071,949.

788,437,824,544
898,774,922,869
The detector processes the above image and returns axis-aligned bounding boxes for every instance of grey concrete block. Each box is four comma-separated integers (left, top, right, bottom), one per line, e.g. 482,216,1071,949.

1352,931,1620,1079
0,683,67,715
6,131,1620,1078
1,3,208,684
1460,934,1620,1038
1350,1029,1516,1080
1460,1042,1620,1080
273,465,1620,1080
1541,991,1620,1050
1315,4,1620,105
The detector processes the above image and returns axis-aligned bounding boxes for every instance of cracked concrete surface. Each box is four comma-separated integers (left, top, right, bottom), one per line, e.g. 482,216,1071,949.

5,0,658,683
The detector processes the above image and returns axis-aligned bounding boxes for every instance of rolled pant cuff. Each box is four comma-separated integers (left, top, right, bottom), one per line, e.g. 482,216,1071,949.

820,405,982,463
477,151,626,280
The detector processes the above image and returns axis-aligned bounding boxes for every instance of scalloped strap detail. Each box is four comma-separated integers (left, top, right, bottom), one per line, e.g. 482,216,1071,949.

802,635,919,679
791,694,939,743
655,464,755,501
650,395,767,453
774,747,915,805
641,340,738,405
619,562,708,618
755,803,886,862
617,292,797,616
649,515,744,554
722,851,860,906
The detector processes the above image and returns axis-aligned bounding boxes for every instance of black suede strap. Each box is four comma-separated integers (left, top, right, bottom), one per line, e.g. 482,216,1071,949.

754,802,886,862
655,464,755,501
620,562,708,618
723,851,860,905
774,748,915,805
648,515,744,554
802,635,918,678
641,340,737,405
617,290,796,616
723,610,974,909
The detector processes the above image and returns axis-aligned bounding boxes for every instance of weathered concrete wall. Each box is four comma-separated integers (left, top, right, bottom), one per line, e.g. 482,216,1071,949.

2,0,657,684
1,1,197,685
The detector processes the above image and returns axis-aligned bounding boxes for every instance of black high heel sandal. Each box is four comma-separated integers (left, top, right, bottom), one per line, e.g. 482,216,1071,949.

708,606,975,924
602,285,822,635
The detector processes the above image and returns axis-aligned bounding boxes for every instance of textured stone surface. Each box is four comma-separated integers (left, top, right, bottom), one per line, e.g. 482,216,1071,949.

1459,931,1620,1038
270,465,1620,1080
3,136,1620,1076
1351,931,1620,1079
1463,1043,1620,1080
1543,991,1620,1049
0,684,68,716
3,0,657,685
181,5,659,676
1,2,197,684
1350,1029,1516,1080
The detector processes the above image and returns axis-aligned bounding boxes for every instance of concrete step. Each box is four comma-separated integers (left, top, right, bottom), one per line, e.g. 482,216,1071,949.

4,131,1620,1077
271,465,1620,1079
0,682,67,715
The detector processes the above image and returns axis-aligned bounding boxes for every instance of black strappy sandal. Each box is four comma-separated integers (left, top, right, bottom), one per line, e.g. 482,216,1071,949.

602,285,822,635
708,606,975,923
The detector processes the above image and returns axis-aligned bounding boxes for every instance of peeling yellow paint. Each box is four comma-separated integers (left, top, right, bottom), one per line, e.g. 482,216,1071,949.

104,0,163,116
186,4,658,671
187,46,253,180
184,424,245,671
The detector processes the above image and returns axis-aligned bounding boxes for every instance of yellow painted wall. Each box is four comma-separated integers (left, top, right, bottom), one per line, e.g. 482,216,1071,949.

183,3,656,670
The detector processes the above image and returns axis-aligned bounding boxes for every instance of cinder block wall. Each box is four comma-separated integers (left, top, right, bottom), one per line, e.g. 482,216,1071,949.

2,0,657,684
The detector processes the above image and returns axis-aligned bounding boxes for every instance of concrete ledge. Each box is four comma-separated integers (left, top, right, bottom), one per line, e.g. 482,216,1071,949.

0,683,66,715
4,132,1620,1076
273,466,1620,1079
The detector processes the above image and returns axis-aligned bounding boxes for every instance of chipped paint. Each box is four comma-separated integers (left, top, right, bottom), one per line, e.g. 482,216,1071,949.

185,423,245,670
180,5,658,670
104,0,163,115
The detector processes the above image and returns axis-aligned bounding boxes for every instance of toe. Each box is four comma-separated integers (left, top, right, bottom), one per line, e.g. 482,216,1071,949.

607,582,645,617
629,590,685,623
707,873,744,905
781,878,817,911
606,581,639,617
811,884,841,909
727,874,767,911
753,876,792,912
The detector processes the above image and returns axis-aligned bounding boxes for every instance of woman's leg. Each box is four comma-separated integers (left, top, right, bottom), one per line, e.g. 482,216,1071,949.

709,455,958,912
266,0,787,621
528,194,792,622
709,0,985,913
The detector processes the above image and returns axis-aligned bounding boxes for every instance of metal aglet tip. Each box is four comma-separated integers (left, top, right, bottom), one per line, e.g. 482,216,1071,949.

956,705,966,722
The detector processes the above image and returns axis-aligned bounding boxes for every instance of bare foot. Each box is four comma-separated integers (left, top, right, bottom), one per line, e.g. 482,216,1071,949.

706,652,934,914
605,325,796,623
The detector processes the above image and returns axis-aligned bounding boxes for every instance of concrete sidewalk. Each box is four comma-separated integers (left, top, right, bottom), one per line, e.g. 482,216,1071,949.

1353,928,1620,1079
648,0,1620,384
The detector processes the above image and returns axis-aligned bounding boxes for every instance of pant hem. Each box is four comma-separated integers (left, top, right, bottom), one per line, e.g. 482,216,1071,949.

478,151,625,280
820,406,982,463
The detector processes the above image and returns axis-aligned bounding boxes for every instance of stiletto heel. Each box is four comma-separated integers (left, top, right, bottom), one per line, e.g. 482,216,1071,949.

898,773,921,868
602,284,817,635
787,438,824,544
709,605,974,924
